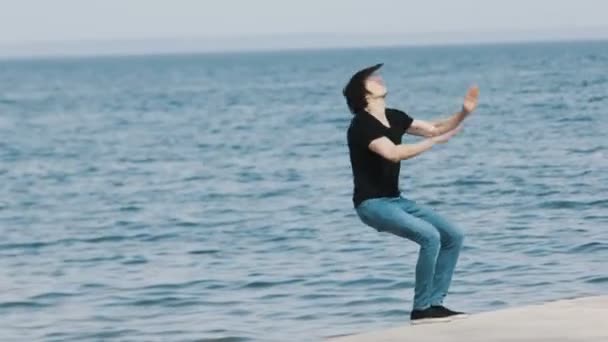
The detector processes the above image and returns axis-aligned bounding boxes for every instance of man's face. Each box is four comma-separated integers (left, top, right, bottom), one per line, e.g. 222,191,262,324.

365,73,387,98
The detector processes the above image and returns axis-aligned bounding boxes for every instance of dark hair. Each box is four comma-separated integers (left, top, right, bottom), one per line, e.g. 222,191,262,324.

342,63,383,114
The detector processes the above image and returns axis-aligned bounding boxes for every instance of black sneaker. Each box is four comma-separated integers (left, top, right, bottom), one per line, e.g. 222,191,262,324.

410,306,452,324
431,305,468,319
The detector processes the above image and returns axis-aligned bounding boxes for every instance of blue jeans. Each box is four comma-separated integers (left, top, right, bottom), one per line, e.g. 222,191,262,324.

355,195,464,310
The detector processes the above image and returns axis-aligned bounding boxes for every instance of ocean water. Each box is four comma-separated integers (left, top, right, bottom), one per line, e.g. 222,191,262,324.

0,41,607,342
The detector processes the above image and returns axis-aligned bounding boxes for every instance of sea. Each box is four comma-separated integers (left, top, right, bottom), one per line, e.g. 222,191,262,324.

0,40,607,342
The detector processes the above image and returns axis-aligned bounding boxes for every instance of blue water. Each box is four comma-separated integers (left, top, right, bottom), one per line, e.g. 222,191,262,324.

1,41,607,342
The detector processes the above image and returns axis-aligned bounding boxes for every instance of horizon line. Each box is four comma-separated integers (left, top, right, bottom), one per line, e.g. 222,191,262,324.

1,27,608,60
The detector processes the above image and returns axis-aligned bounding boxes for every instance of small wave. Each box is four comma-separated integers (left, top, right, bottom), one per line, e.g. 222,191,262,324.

479,278,503,286
89,314,124,323
538,199,608,209
259,188,293,198
241,278,304,289
377,280,415,290
325,333,356,340
521,281,553,287
119,205,142,212
583,215,608,220
0,241,51,250
30,292,75,301
0,301,51,309
489,300,508,307
227,309,252,316
590,199,608,207
588,95,607,103
567,146,603,154
80,282,107,290
74,329,140,340
175,221,199,227
198,337,252,342
121,257,148,265
140,233,180,242
557,116,593,123
114,220,142,227
568,242,608,253
341,277,393,287
64,255,123,263
199,300,242,306
189,249,220,255
118,157,157,163
585,276,608,284
535,190,562,198
43,332,69,339
141,280,209,291
122,296,201,308
378,309,409,317
337,246,372,253
82,235,129,243
451,179,497,186
425,199,446,206
0,98,17,105
262,236,289,243
515,88,541,95
205,283,228,290
183,175,213,182
529,102,567,110
259,293,291,300
483,189,517,196
538,200,580,209
345,297,400,307
298,293,336,300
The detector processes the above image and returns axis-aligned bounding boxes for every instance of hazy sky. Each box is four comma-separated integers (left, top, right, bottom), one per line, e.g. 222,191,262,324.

1,0,607,56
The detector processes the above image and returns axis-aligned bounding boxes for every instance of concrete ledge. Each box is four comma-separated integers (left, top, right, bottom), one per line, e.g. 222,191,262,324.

329,296,608,342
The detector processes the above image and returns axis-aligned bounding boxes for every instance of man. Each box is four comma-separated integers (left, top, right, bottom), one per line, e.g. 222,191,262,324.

343,63,479,324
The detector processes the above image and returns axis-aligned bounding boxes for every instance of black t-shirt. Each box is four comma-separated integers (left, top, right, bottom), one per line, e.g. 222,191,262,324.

347,108,414,207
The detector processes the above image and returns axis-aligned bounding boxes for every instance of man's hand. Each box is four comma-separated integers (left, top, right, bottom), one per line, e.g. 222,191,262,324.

406,85,479,138
463,85,479,114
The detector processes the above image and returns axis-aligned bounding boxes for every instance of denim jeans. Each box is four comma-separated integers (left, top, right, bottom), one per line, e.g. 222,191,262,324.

355,195,464,310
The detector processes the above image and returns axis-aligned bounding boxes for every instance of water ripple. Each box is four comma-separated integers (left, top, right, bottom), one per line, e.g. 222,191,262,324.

568,242,608,254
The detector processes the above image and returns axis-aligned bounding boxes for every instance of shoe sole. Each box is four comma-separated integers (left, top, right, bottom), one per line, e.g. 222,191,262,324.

410,317,453,325
449,313,469,320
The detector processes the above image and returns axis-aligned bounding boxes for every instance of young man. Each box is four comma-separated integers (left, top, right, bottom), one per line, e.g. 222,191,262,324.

343,63,479,324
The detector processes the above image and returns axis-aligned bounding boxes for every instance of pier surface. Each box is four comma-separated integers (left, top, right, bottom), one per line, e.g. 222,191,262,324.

330,295,608,342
